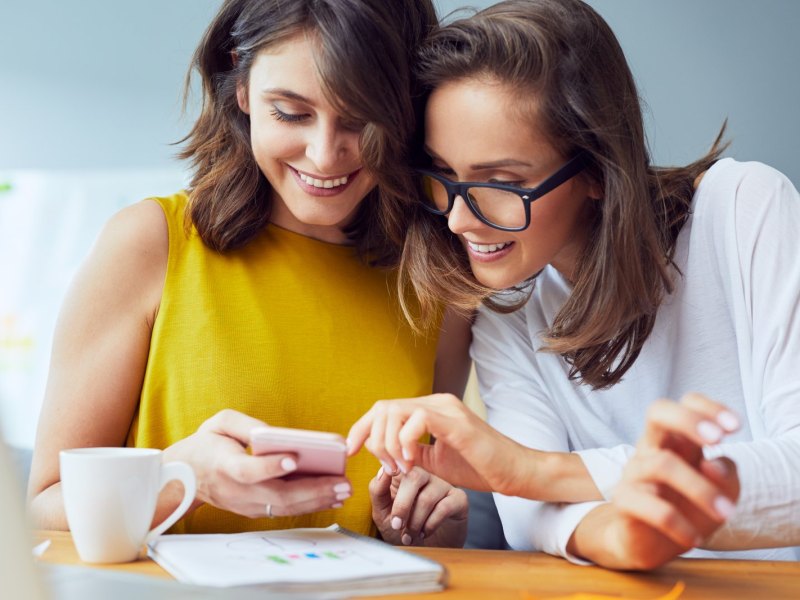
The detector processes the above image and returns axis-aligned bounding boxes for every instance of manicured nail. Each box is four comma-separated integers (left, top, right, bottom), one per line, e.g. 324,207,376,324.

345,438,353,453
397,460,408,474
402,447,412,461
333,482,350,493
376,466,384,479
331,502,343,509
401,533,412,546
697,420,723,443
281,457,297,471
391,516,403,530
381,460,396,475
707,459,728,477
714,496,736,520
335,492,351,501
717,411,740,432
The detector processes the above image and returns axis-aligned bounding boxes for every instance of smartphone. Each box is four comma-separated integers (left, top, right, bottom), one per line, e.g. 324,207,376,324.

249,426,347,476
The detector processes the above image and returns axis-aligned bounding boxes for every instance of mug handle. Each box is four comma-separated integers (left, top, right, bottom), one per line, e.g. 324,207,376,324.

144,461,197,544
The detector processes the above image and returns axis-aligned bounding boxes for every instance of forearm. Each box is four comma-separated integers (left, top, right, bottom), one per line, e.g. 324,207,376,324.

152,480,204,529
29,480,202,532
510,447,603,503
29,484,69,530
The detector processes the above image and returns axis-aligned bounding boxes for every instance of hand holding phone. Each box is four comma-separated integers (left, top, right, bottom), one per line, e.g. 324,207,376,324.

250,426,347,476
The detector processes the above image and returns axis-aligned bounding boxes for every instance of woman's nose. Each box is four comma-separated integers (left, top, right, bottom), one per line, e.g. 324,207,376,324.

447,195,483,234
305,124,357,174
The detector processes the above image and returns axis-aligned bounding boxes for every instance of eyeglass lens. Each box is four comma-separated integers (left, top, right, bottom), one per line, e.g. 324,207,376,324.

421,176,528,229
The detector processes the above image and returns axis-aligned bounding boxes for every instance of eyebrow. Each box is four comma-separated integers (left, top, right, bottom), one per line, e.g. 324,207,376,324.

261,88,312,104
423,146,533,170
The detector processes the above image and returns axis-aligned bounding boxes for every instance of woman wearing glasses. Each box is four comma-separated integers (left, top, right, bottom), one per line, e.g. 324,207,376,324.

349,0,800,569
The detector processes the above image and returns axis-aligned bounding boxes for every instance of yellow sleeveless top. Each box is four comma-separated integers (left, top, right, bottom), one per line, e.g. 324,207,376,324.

129,192,438,535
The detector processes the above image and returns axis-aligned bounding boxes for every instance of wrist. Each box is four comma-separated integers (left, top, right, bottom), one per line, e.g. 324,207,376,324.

566,503,613,565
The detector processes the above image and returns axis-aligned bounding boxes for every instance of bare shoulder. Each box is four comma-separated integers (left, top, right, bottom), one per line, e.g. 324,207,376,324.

75,198,169,322
99,198,168,261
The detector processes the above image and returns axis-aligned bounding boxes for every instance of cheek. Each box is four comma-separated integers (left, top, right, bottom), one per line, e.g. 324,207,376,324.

250,119,298,160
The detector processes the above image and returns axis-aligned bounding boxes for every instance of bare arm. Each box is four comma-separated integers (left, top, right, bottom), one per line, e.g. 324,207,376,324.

27,200,169,529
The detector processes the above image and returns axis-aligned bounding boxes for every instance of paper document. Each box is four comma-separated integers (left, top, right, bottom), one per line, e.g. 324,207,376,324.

148,524,446,596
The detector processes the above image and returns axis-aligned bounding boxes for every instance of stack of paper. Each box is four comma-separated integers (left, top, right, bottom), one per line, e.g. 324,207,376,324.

148,525,446,596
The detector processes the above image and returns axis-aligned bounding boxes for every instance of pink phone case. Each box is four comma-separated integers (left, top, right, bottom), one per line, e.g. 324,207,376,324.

249,426,347,475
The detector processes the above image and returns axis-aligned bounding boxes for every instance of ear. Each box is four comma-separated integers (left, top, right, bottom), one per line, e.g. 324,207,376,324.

231,50,250,114
581,173,603,201
588,178,603,201
236,79,250,115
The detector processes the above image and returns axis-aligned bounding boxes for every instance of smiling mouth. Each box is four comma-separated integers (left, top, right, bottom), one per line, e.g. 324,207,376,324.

467,241,512,254
293,167,359,190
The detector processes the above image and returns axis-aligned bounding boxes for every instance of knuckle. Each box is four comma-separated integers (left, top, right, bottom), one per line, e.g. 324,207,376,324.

650,449,677,474
652,504,680,531
405,468,426,486
647,399,669,420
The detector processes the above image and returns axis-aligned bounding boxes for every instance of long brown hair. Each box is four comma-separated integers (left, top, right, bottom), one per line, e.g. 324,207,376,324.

178,0,437,265
402,0,726,388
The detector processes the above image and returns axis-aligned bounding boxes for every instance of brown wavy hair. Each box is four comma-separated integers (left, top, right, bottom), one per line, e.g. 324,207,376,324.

401,0,727,388
178,0,437,265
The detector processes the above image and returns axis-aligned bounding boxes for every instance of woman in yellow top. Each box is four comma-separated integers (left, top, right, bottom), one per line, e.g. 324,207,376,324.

28,0,469,548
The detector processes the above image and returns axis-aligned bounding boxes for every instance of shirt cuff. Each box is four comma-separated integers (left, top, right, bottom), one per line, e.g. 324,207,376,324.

574,446,635,500
532,500,606,565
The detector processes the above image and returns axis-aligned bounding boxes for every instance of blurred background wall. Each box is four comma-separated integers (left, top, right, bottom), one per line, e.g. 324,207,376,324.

1,0,798,446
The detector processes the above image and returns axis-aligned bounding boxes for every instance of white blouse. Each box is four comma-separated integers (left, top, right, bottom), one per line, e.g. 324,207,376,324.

472,158,800,562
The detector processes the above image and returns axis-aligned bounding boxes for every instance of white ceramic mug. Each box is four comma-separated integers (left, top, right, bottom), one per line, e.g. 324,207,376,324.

60,447,196,564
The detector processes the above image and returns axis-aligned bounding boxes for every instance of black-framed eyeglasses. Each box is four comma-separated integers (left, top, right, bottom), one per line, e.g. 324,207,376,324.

414,152,589,231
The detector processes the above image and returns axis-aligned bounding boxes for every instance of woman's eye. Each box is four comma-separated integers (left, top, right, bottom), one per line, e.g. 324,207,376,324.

488,178,525,187
270,107,309,123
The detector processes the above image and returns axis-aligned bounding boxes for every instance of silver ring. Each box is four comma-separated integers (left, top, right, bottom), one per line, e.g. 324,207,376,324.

266,503,274,518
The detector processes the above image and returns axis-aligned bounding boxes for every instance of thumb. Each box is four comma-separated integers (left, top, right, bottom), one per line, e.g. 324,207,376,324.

368,466,393,517
700,457,740,502
199,409,268,447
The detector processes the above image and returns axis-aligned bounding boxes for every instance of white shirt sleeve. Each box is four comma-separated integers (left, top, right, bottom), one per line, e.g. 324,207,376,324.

702,162,800,549
471,305,605,563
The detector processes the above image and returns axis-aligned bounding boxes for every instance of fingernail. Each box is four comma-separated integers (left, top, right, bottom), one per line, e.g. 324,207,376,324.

381,460,396,475
401,533,412,546
336,492,351,501
376,466,384,479
281,457,297,471
419,532,425,541
333,482,350,493
697,420,723,443
391,516,403,530
708,459,728,477
714,496,736,519
345,438,353,452
402,447,412,461
331,502,343,509
717,411,740,432
397,460,408,474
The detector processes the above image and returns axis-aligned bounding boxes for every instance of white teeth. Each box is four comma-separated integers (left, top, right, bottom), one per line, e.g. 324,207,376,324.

298,172,349,188
467,241,510,253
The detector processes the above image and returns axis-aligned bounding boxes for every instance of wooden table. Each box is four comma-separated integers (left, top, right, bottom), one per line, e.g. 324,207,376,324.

36,531,799,599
